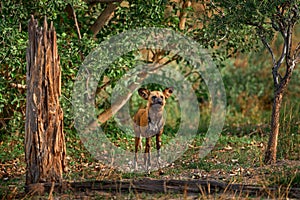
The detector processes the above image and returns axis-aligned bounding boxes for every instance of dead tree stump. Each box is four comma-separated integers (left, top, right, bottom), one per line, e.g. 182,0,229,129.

25,16,66,186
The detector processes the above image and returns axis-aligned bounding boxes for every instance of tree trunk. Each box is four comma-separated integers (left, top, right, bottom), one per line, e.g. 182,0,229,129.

25,16,66,186
264,64,293,164
264,90,283,164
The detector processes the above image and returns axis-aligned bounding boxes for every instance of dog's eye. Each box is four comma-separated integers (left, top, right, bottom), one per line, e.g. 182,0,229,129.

151,96,156,100
160,96,164,99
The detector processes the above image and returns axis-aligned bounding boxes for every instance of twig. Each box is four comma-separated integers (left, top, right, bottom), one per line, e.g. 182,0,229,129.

71,5,82,40
47,182,55,200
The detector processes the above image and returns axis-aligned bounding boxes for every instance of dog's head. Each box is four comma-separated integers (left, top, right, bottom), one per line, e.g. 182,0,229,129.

138,87,173,110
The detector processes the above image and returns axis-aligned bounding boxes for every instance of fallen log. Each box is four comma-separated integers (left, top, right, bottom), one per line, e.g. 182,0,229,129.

25,178,300,198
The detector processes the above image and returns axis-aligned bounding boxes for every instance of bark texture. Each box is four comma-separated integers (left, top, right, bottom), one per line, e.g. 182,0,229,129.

264,91,283,164
25,16,66,185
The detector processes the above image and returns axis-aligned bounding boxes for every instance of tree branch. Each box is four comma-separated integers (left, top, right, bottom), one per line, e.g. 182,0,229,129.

273,2,300,87
90,2,122,37
273,11,288,71
259,33,276,65
290,2,299,25
278,34,287,65
271,30,287,87
284,25,294,76
71,5,82,40
283,2,300,79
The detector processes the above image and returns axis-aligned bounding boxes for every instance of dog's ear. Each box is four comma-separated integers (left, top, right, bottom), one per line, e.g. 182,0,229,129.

138,88,150,100
163,87,173,99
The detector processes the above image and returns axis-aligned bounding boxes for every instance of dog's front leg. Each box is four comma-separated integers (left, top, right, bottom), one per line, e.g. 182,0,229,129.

156,133,162,169
144,137,151,174
134,136,141,171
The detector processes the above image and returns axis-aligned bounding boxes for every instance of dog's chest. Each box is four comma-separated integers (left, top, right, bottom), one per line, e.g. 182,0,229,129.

146,111,165,136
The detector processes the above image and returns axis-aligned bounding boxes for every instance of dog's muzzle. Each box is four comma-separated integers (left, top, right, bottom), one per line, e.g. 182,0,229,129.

151,96,163,106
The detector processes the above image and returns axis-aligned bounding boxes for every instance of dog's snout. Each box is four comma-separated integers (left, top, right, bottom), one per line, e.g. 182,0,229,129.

151,95,163,105
157,98,163,104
